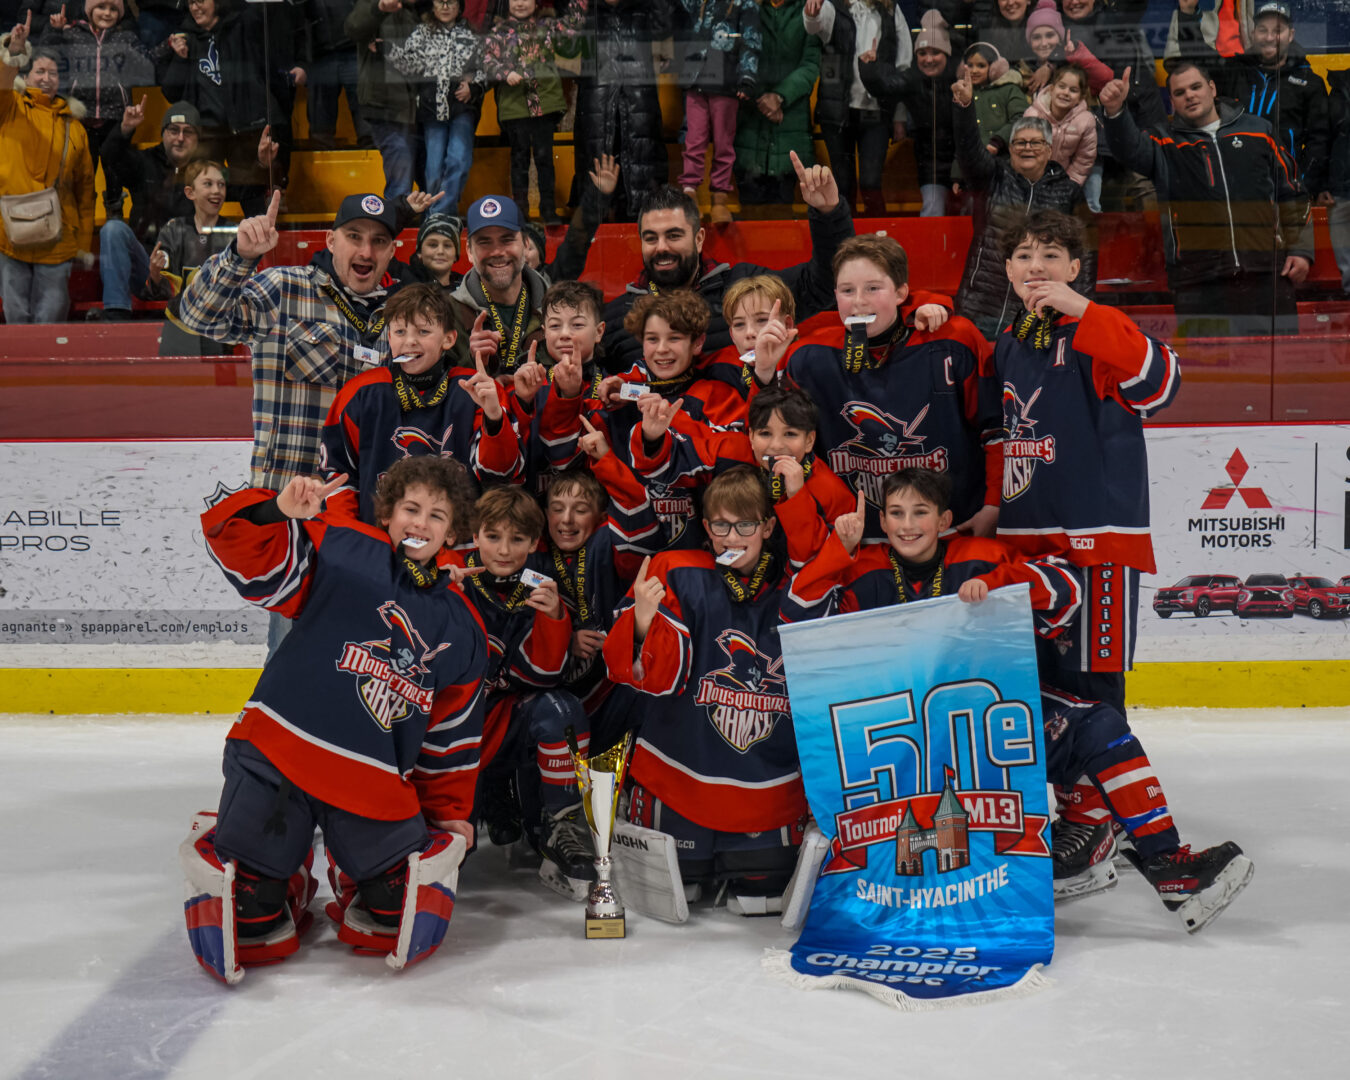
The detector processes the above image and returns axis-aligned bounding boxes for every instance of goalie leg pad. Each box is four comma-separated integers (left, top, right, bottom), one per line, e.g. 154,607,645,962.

181,812,243,985
780,821,829,931
610,819,690,925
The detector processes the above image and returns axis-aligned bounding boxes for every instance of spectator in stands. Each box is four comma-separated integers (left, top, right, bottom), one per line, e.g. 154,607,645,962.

977,0,1032,77
149,158,234,354
673,0,761,223
1172,1,1330,207
1329,64,1350,297
1024,64,1096,191
346,0,418,200
521,153,618,284
601,160,852,371
158,0,297,214
732,0,819,211
483,0,587,224
1101,60,1313,336
37,0,152,218
450,194,548,377
952,86,1094,340
303,0,372,151
958,42,1028,157
387,0,483,218
565,0,670,222
803,0,910,218
1,15,95,323
130,0,184,51
1164,0,1247,62
410,212,463,292
859,8,957,217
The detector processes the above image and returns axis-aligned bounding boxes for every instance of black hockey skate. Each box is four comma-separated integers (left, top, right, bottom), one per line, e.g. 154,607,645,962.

535,803,597,902
1052,819,1119,902
480,773,523,848
1123,841,1254,934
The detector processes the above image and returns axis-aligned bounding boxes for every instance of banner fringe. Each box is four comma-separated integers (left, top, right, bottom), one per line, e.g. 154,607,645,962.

761,949,1052,1011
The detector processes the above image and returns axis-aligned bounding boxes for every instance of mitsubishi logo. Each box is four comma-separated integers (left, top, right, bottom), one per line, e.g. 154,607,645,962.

1201,449,1271,510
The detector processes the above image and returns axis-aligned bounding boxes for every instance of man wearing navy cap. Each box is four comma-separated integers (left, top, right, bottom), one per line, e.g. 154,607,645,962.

448,195,548,377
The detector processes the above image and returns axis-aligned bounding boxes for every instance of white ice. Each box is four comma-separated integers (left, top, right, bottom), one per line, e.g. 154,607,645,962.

1,707,1347,1080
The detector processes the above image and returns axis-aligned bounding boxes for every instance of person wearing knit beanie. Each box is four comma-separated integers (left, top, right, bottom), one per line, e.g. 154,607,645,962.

1026,0,1066,65
85,0,126,30
414,214,464,290
1025,0,1064,45
915,9,952,57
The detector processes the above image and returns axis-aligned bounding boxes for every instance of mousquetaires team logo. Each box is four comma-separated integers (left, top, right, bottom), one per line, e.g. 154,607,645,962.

336,601,448,730
392,424,454,459
694,629,790,752
1001,384,1056,502
829,402,948,507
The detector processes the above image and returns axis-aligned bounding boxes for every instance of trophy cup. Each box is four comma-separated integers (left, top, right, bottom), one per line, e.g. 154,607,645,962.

566,728,632,939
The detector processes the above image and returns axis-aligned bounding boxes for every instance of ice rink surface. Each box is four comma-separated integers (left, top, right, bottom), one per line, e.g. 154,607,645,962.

1,707,1347,1080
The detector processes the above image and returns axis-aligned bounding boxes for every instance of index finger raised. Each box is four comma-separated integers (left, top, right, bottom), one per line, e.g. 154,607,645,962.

789,150,808,182
473,310,487,333
579,412,598,435
319,472,350,498
856,487,866,515
637,554,651,582
265,189,281,225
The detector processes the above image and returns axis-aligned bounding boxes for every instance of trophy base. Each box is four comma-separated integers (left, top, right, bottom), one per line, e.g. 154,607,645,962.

584,914,626,940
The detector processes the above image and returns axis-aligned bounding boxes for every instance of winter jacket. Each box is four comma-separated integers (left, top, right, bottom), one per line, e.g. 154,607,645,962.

672,0,760,98
387,17,484,125
975,3,1029,68
143,213,235,300
37,17,152,125
0,39,95,265
860,49,959,188
157,7,293,133
483,2,587,122
447,265,549,373
1172,13,1331,197
98,123,194,245
968,73,1028,152
303,0,357,59
1103,98,1314,290
953,100,1095,341
565,0,670,218
346,0,418,126
805,0,909,122
733,0,819,179
1061,1,1167,133
1329,69,1350,200
1025,85,1096,187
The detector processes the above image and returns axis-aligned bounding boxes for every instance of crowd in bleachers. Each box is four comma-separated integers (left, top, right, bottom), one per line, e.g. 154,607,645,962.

1,0,1348,326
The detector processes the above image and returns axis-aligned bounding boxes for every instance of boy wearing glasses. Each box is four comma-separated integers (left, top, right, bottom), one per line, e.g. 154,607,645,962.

603,467,830,915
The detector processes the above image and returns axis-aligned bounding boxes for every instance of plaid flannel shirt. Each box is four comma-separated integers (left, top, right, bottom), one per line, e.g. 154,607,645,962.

177,245,386,489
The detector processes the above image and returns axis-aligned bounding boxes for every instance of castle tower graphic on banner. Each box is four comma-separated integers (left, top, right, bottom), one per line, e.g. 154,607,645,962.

894,777,971,875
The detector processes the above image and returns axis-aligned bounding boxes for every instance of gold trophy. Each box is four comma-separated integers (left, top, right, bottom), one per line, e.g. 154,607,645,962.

566,728,632,939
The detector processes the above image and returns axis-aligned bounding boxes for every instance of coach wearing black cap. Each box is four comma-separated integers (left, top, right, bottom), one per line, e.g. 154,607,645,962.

448,195,548,377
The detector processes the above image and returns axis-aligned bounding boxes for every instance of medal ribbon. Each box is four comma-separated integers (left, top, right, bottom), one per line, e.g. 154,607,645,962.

392,368,451,412
401,554,440,588
551,545,591,627
1014,307,1060,351
465,552,531,611
888,549,944,604
722,549,775,604
842,316,910,374
321,281,385,343
767,454,814,503
478,277,531,373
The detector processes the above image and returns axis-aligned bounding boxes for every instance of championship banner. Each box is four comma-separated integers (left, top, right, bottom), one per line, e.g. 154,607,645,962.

767,586,1053,1009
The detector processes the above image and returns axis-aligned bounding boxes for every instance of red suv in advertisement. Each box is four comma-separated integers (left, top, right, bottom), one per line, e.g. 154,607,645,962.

1235,573,1295,618
1287,575,1350,619
1153,574,1243,618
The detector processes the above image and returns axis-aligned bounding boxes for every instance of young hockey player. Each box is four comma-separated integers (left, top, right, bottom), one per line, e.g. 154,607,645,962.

183,456,488,983
450,485,592,900
603,467,830,915
991,209,1182,897
321,283,523,523
756,234,1002,546
796,467,1253,933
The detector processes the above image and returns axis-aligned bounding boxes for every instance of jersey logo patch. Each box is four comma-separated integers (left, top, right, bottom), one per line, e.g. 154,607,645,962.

393,424,454,459
335,601,445,730
1001,385,1056,502
829,402,949,507
694,629,790,753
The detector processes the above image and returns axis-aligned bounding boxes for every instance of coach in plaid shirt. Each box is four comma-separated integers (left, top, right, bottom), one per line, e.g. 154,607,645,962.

177,190,403,490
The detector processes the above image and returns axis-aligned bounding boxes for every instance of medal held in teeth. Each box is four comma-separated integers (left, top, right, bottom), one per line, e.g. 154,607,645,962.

715,548,746,566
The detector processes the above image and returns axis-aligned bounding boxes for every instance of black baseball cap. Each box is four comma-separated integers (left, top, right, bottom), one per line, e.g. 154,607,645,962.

1253,2,1291,22
333,193,398,238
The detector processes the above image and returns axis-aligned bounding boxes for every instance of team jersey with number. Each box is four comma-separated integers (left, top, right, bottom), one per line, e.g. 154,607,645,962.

202,487,488,825
991,302,1181,572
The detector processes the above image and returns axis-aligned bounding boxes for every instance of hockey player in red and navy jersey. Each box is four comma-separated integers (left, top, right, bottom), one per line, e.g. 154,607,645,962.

184,457,489,981
604,468,832,915
752,234,1003,548
797,468,1253,933
321,284,523,525
990,210,1188,899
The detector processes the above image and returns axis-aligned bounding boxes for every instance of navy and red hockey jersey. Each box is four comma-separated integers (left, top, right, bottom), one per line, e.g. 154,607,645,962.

321,364,523,523
780,304,1000,543
991,302,1181,572
202,487,489,826
604,551,829,833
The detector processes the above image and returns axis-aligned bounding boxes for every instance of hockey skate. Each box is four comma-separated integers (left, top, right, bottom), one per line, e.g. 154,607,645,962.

480,772,524,848
535,804,597,902
1125,841,1254,934
1052,819,1119,902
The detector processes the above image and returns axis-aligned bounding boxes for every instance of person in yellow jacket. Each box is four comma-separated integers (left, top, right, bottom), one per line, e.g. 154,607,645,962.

1,12,95,323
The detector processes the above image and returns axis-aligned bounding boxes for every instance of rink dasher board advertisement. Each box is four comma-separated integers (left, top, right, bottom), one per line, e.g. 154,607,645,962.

1138,423,1350,661
769,587,1053,1009
0,440,266,646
